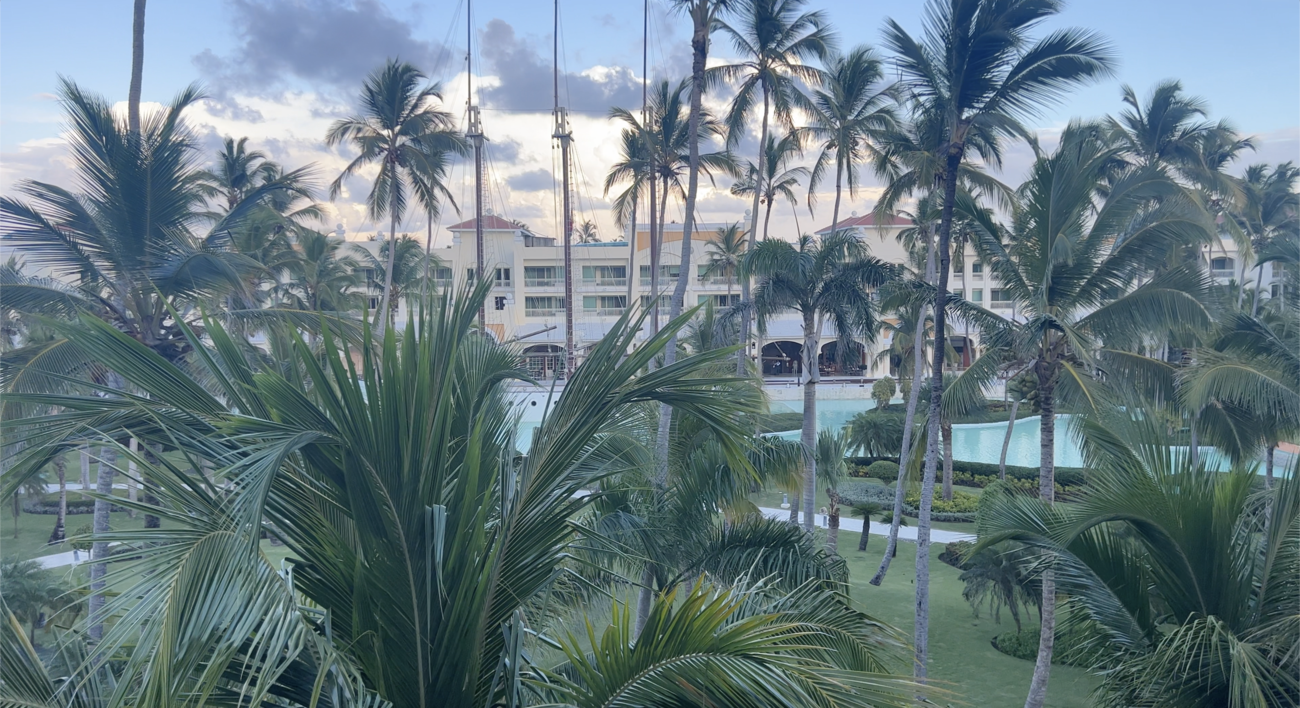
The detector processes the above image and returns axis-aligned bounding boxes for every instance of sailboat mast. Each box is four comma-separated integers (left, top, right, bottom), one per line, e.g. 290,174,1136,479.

467,0,485,327
554,0,575,376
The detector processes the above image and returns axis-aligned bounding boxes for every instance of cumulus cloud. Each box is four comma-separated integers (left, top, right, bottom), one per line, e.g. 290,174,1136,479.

477,19,642,113
194,0,451,101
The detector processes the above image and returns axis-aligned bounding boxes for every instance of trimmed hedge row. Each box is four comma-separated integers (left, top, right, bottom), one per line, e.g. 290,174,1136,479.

23,499,128,515
848,456,1086,492
837,480,976,523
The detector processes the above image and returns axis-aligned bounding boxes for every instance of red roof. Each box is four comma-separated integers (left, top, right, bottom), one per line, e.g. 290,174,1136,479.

814,213,910,233
446,214,521,231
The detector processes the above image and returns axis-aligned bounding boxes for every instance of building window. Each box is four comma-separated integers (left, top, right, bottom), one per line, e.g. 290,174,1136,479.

1210,257,1234,278
639,264,680,285
970,288,983,303
494,296,507,311
640,295,671,310
971,262,983,278
467,268,476,282
525,296,565,317
581,265,627,286
990,289,1013,306
368,296,379,310
583,295,627,316
431,266,453,285
524,266,562,286
494,267,512,287
698,294,740,307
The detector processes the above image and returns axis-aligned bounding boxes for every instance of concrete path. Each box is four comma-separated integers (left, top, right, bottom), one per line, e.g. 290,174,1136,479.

757,506,974,543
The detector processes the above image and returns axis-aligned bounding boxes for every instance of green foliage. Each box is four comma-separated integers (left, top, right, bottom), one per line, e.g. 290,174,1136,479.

863,460,899,481
847,410,905,457
0,559,64,640
838,480,975,523
871,376,896,409
68,524,93,552
905,488,979,515
850,457,1082,495
992,621,1110,669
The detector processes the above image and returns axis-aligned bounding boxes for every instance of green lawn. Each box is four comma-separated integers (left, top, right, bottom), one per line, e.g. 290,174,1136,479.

843,537,1098,707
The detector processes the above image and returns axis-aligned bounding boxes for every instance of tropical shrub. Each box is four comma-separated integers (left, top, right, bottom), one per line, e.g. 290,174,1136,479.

992,621,1110,668
863,460,899,480
847,410,906,457
905,488,979,515
871,376,896,409
838,480,975,523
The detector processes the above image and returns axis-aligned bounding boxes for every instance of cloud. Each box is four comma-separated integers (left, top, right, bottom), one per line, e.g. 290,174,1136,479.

195,0,450,101
477,19,642,113
507,168,556,192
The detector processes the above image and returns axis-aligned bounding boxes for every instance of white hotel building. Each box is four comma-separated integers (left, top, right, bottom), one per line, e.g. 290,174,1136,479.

353,211,1281,383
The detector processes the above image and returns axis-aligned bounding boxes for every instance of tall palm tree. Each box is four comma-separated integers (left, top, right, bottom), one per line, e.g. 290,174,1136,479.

199,136,283,212
576,220,600,243
882,0,1113,691
711,0,833,376
1,287,799,707
729,131,809,242
604,124,652,305
1108,80,1223,172
746,230,895,532
700,223,748,303
976,412,1300,707
1233,163,1300,315
964,122,1214,705
798,45,895,240
326,59,466,327
128,0,146,134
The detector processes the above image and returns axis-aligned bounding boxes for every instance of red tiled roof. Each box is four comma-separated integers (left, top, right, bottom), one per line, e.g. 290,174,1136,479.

814,213,910,233
446,214,521,231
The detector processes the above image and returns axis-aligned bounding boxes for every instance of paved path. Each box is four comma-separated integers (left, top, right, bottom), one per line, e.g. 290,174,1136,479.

757,506,974,543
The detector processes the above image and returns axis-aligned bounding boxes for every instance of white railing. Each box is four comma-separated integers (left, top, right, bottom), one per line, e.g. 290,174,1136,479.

581,277,628,287
525,308,563,317
583,307,626,317
525,278,560,287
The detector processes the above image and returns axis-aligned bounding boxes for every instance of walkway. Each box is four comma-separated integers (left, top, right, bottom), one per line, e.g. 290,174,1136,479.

757,506,974,543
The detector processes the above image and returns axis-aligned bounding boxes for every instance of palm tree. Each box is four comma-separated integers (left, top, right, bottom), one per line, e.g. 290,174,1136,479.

816,427,852,554
1233,162,1299,315
883,0,1113,690
1182,310,1299,486
700,223,748,303
729,131,809,242
998,371,1036,480
326,59,465,327
850,501,883,552
711,0,833,376
0,559,63,644
798,45,895,239
965,122,1214,705
746,230,894,532
576,220,600,243
199,136,287,212
276,230,365,312
976,412,1300,706
128,0,146,134
354,235,437,324
47,453,67,544
1108,80,1224,172
1,285,781,706
604,124,652,305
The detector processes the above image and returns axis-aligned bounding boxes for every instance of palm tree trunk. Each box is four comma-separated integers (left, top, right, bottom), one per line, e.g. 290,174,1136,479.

738,90,771,376
634,565,655,636
858,516,870,551
88,442,118,642
653,6,708,495
801,311,819,533
871,225,936,586
826,491,839,554
423,211,433,302
49,454,67,544
914,149,962,681
142,443,160,529
126,438,138,518
1024,370,1058,708
1266,444,1275,488
999,400,1020,480
830,159,844,238
625,193,639,307
128,0,146,135
1188,409,1199,469
376,210,399,329
80,447,91,498
1251,263,1264,316
941,420,953,501
762,195,775,241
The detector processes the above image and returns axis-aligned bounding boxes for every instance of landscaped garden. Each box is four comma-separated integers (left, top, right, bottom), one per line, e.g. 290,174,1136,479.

2,0,1297,706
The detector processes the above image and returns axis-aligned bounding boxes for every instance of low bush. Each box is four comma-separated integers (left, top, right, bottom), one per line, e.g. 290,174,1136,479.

939,540,973,569
847,456,1085,496
862,460,899,481
23,499,127,515
906,488,980,515
838,480,976,523
992,621,1112,668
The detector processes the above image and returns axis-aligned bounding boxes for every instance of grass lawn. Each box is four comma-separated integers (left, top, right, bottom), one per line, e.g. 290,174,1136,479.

750,482,979,535
843,538,1098,707
1,490,187,562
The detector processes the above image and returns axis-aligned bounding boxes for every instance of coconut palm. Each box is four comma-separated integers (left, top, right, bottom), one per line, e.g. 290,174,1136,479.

604,125,653,304
0,283,784,707
1108,80,1225,173
816,427,852,554
711,0,833,376
975,412,1300,707
576,220,600,243
128,0,145,134
882,2,1113,689
354,235,438,324
746,230,895,532
326,59,466,327
1233,162,1300,315
275,230,365,313
729,131,809,242
964,122,1215,703
999,371,1037,480
700,223,748,303
797,45,896,239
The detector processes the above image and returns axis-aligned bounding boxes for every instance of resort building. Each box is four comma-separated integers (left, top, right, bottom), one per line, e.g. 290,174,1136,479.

348,209,1283,383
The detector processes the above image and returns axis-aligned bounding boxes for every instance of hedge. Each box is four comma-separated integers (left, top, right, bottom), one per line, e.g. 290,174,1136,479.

848,456,1086,492
992,624,1112,668
837,480,976,523
23,499,128,515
